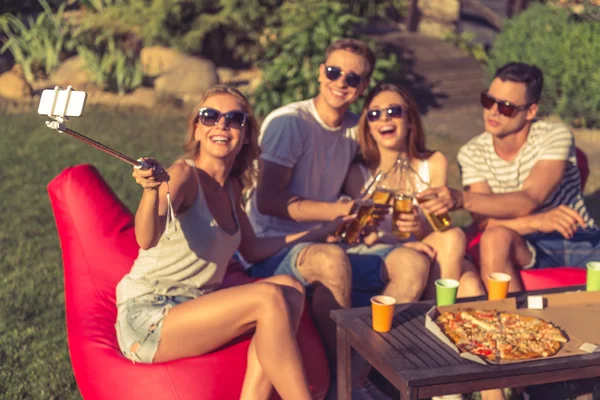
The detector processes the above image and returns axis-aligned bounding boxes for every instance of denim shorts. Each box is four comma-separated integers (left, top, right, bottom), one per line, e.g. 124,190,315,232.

249,242,395,307
115,294,193,363
524,227,600,269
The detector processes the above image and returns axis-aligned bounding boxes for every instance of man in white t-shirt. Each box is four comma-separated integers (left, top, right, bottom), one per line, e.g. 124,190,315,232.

418,62,600,295
246,39,433,386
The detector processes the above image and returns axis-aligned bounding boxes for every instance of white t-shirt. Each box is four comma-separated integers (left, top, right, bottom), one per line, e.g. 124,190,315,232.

457,120,595,227
247,98,359,237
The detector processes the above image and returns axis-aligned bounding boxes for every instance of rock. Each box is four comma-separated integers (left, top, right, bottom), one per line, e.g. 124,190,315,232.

50,56,91,90
140,46,186,77
418,0,460,24
417,0,459,38
154,56,219,99
0,69,31,100
217,67,236,84
418,20,456,38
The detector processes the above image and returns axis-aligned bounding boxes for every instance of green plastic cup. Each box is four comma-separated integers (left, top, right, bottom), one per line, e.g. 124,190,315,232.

435,278,459,306
587,262,600,292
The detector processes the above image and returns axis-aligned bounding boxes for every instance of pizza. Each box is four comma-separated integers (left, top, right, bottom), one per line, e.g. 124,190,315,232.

435,309,568,362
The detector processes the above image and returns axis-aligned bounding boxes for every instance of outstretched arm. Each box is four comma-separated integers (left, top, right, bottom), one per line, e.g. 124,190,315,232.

419,159,567,219
236,182,347,263
256,159,352,222
133,159,193,249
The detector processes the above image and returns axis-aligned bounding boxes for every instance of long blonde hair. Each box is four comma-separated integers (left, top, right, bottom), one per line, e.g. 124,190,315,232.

182,85,260,197
357,83,432,170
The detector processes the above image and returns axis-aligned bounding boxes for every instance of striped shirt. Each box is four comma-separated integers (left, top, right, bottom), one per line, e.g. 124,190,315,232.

457,120,595,227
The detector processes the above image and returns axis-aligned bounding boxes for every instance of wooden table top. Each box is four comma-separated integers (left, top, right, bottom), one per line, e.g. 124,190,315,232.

332,285,600,391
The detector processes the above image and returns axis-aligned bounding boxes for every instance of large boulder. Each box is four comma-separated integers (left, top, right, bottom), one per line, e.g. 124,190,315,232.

153,55,219,101
417,0,460,38
140,46,186,77
50,56,91,90
0,66,31,100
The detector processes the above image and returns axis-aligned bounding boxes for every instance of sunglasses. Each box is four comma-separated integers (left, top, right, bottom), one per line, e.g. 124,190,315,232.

324,66,363,88
366,106,404,122
198,107,247,129
480,92,531,117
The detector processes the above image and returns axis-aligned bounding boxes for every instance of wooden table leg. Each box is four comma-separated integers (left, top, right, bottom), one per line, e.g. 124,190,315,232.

336,325,351,400
402,387,418,400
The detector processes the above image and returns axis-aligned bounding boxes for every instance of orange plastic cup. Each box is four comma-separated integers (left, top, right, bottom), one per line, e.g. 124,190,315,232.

370,295,396,332
487,272,511,300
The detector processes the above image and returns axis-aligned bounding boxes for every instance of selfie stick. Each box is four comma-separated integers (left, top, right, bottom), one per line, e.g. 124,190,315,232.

43,86,153,171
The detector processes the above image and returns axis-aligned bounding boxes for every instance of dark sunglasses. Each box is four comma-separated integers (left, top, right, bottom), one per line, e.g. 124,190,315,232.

366,106,404,122
480,92,530,117
198,107,247,129
325,66,363,88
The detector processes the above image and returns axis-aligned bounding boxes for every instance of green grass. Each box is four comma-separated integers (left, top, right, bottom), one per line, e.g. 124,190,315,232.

0,105,186,399
1,105,599,399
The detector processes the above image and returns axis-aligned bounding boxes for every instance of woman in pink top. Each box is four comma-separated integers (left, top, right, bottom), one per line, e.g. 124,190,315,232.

125,86,344,400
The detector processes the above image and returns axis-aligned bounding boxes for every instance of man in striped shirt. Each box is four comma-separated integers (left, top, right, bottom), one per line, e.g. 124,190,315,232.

419,62,600,292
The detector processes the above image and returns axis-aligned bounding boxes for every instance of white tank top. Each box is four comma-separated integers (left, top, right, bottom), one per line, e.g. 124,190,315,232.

116,159,242,305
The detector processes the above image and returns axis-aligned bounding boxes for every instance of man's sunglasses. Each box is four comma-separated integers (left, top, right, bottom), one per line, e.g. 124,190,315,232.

480,92,531,117
325,66,363,88
199,107,247,129
366,106,404,122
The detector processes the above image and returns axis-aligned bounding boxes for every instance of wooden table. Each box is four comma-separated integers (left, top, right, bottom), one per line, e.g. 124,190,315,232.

331,286,600,399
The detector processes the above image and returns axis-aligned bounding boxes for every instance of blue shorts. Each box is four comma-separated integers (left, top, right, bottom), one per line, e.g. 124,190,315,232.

523,227,600,269
115,294,193,363
249,242,395,307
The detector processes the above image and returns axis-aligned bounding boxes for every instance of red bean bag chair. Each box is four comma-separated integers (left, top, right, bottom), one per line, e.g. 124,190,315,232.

466,148,589,290
47,164,330,400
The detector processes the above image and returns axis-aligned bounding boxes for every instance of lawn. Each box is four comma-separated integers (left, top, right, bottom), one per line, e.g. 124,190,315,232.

0,104,598,399
0,105,187,399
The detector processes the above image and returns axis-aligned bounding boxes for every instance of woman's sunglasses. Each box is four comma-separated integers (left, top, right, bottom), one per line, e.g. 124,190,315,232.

325,66,363,88
480,92,530,118
366,106,404,122
199,107,247,129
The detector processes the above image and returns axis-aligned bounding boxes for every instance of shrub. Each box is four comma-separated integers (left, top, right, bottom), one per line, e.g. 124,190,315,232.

0,0,76,83
250,0,402,119
487,2,600,127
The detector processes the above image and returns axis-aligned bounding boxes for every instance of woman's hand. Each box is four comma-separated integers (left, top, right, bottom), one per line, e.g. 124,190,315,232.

394,207,421,235
132,157,169,190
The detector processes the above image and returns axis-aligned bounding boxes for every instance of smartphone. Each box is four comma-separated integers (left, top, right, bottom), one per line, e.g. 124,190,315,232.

38,88,87,117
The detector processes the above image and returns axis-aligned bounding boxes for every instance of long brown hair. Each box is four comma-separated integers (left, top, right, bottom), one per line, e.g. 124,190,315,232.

357,83,432,170
182,85,260,197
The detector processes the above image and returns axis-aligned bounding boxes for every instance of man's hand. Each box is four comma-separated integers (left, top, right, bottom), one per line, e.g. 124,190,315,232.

417,186,464,216
530,205,586,239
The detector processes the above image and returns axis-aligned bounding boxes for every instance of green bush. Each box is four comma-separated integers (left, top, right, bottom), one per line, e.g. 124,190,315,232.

0,0,76,83
487,3,600,128
250,0,402,119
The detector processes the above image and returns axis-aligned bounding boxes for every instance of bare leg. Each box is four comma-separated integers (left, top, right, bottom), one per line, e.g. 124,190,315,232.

295,244,352,365
479,226,532,292
421,227,467,299
458,258,486,298
240,275,306,400
381,246,431,302
153,278,311,400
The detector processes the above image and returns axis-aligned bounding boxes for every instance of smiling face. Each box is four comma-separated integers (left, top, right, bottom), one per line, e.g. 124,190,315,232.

366,90,411,152
318,49,369,111
194,93,247,161
483,77,538,138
